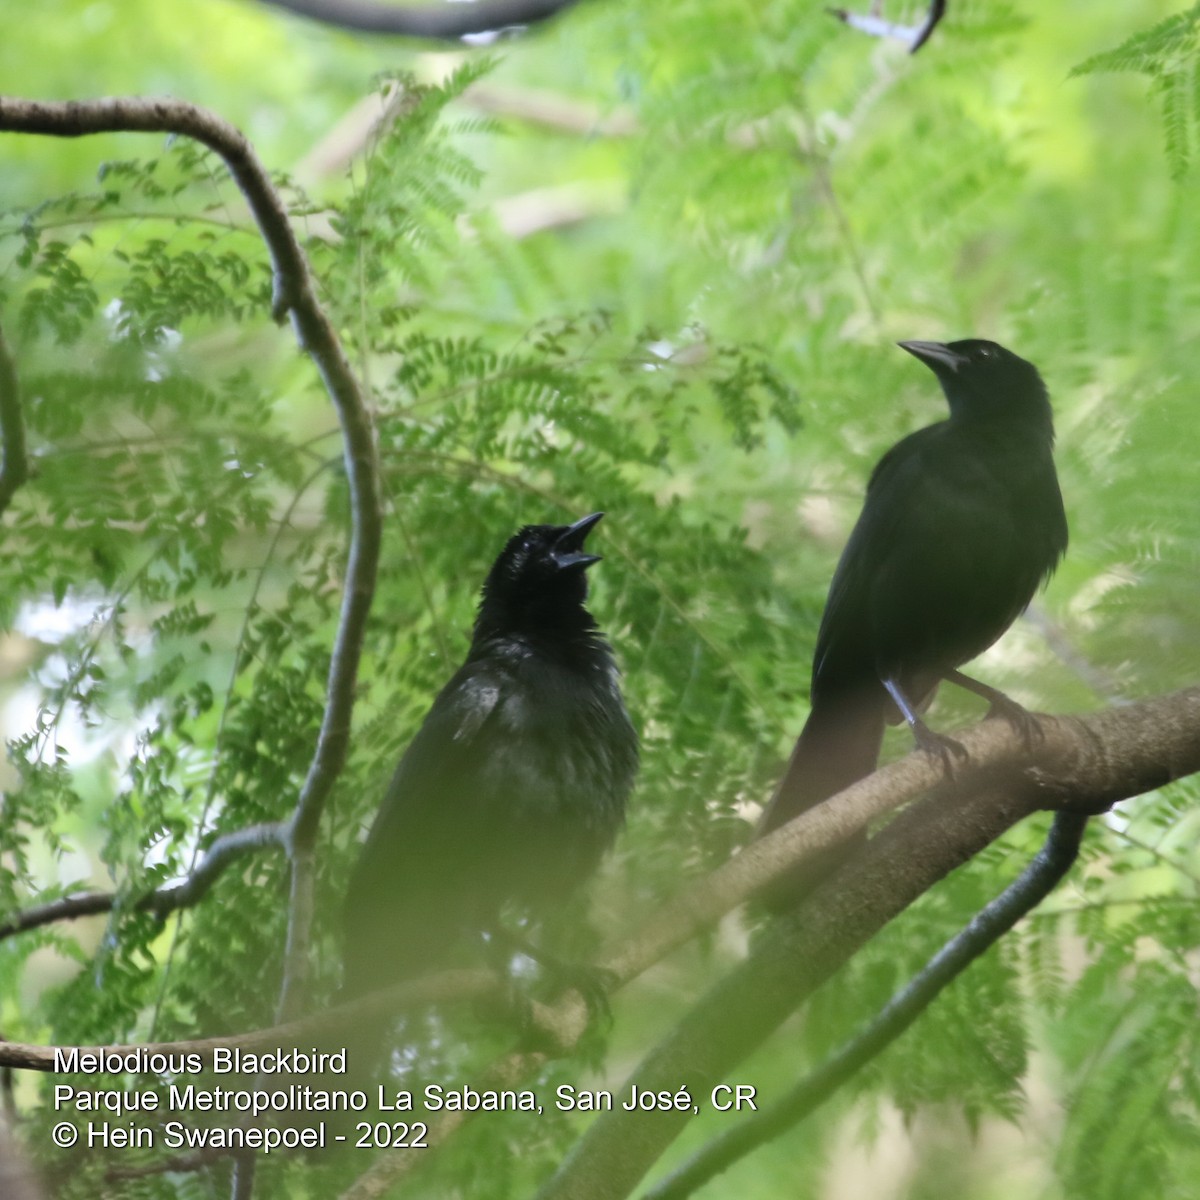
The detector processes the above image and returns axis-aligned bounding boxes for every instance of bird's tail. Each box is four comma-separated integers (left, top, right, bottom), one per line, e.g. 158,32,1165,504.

756,688,886,907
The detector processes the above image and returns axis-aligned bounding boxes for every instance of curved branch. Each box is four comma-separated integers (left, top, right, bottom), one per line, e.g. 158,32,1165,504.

0,94,384,1022
597,687,1194,990
0,805,288,947
259,0,581,39
643,810,1089,1199
0,969,502,1072
0,320,29,517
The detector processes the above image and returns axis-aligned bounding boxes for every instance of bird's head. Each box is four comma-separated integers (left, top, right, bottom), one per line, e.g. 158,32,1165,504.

898,339,1053,432
478,512,605,634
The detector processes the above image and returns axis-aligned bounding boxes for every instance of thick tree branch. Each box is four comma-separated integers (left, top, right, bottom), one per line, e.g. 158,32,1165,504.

0,822,286,942
260,0,581,39
533,686,1200,1200
0,319,30,517
597,689,1189,989
0,95,384,1022
643,809,1089,1200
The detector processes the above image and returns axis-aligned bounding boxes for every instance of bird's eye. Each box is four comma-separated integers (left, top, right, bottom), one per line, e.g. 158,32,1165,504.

976,344,997,360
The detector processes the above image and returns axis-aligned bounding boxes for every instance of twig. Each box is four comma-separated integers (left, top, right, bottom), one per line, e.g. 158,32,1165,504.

1024,603,1129,704
260,0,580,39
0,320,30,517
0,95,384,1025
829,0,947,54
643,811,1089,1199
0,822,286,942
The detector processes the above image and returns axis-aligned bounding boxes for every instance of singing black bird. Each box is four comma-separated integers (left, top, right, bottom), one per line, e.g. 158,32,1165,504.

759,339,1068,862
341,513,638,999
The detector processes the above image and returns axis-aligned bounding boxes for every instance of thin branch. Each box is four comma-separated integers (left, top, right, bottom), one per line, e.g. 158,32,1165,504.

0,892,116,940
643,810,1089,1200
298,81,635,182
259,0,581,39
0,319,30,517
152,456,335,1040
230,1151,255,1200
1025,602,1129,704
829,0,947,54
1111,826,1200,891
0,969,505,1072
0,95,384,1023
0,822,286,942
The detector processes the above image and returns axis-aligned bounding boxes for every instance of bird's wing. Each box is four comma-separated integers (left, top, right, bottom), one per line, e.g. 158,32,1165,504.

346,656,510,895
338,656,516,985
816,422,1062,693
813,427,936,684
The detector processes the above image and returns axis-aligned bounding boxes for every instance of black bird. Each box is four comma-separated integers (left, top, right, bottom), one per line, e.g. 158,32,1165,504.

758,339,1068,873
341,513,638,1000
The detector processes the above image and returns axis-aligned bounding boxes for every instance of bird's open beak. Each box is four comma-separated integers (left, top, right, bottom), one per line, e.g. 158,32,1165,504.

552,512,604,570
898,340,968,374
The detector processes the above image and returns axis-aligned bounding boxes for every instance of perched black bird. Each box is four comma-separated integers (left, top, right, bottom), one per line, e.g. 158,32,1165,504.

759,339,1068,871
341,513,638,1000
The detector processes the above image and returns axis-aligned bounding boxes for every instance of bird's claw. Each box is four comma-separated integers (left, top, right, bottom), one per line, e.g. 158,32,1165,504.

553,962,616,1031
983,694,1044,749
912,720,969,776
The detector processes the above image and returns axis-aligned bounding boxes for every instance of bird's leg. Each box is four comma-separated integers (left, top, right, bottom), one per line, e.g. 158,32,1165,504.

486,926,615,1030
944,669,1044,749
883,677,968,773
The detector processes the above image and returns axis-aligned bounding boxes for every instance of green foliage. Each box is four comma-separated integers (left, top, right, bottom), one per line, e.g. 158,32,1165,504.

0,2,1197,1199
1072,3,1200,178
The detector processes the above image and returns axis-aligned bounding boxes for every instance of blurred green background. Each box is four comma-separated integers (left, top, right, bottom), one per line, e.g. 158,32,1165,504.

1,1,1198,1198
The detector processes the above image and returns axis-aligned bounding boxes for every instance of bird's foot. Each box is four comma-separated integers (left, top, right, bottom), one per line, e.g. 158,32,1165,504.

945,671,1044,750
487,927,615,1033
503,960,615,1063
912,718,969,776
542,959,616,1031
983,692,1044,749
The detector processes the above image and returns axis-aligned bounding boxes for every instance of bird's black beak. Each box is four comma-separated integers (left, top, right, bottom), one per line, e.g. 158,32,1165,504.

552,512,604,571
898,340,969,375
